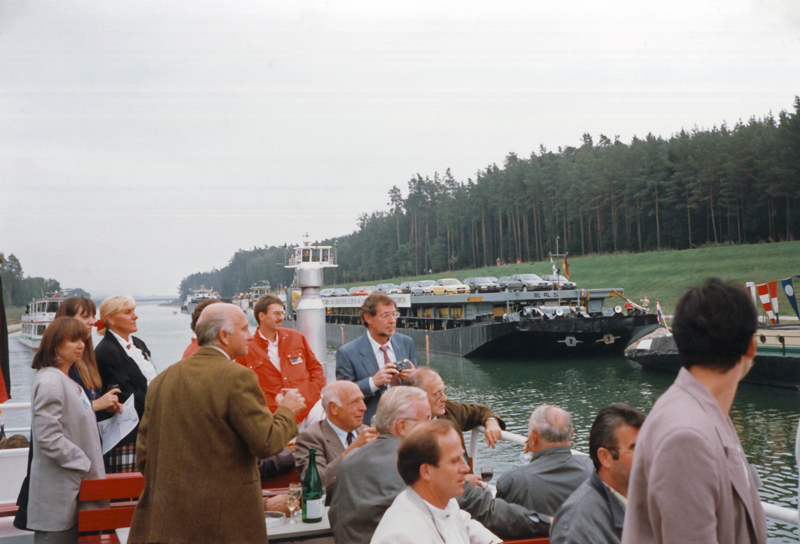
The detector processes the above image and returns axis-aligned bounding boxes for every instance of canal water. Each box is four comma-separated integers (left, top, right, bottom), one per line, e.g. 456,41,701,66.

4,302,799,541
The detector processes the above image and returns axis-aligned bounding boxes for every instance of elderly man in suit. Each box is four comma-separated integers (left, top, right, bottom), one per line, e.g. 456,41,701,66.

622,278,767,544
294,380,378,503
496,404,593,516
550,403,645,544
128,303,306,544
335,292,416,425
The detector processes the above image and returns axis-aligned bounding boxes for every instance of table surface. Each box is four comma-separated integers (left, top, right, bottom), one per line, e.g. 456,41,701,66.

115,508,332,543
268,507,331,538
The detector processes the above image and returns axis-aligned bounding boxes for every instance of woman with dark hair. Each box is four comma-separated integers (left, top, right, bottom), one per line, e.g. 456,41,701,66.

27,317,105,544
95,295,156,473
55,298,121,414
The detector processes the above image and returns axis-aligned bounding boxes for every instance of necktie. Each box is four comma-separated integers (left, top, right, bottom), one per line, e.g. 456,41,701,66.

380,345,402,387
346,432,355,446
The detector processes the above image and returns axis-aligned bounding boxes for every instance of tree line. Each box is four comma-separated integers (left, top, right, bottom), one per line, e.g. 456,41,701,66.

0,252,75,307
180,98,800,295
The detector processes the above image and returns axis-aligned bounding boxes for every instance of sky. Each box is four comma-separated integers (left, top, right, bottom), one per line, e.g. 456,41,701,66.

1,0,799,298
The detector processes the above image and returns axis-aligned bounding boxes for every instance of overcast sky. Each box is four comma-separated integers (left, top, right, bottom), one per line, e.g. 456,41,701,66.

2,0,799,298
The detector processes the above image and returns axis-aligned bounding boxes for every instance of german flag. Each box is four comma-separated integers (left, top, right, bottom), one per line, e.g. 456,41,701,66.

563,256,570,279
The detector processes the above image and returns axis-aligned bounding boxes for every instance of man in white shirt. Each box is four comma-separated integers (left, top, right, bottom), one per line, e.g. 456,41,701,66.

372,419,501,544
294,380,379,503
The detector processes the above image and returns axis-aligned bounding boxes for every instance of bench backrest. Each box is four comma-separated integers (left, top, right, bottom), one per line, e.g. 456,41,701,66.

78,473,144,533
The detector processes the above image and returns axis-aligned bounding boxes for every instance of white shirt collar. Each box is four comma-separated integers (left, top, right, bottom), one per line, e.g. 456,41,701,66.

366,332,393,358
110,329,133,349
258,328,279,345
327,419,357,449
206,345,231,360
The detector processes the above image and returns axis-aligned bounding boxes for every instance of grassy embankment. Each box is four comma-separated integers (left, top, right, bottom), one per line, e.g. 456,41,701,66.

332,241,800,319
4,306,25,325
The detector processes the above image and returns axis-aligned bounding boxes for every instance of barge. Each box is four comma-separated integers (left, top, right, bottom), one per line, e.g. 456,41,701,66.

626,324,800,389
321,288,659,358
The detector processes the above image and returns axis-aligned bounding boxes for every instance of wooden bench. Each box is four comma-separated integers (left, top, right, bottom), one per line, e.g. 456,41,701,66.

77,473,144,543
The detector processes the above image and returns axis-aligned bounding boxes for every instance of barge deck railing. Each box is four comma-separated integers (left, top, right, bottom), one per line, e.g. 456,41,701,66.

469,426,799,527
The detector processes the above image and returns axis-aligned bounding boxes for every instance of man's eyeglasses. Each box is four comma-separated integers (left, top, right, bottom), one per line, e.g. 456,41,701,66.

431,387,447,400
377,311,401,320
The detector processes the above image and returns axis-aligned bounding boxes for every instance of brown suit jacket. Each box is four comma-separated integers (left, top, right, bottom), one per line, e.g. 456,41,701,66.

128,347,298,544
622,367,767,544
442,400,505,458
294,419,366,502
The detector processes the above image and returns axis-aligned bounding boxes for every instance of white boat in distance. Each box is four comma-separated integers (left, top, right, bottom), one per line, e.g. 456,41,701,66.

17,289,74,350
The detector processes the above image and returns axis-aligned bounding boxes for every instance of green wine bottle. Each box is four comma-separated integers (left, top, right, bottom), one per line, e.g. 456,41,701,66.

302,447,324,523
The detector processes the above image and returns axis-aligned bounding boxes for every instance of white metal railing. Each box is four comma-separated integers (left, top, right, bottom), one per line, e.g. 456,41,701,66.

469,426,799,527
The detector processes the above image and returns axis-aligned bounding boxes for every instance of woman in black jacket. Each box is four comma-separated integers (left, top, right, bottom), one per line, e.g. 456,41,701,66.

95,295,157,473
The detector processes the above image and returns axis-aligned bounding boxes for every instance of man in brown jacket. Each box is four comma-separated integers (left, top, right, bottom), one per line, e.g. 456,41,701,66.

622,279,767,544
129,303,306,544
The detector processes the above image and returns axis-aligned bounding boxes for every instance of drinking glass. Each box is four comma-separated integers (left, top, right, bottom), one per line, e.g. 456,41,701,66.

286,483,302,523
480,466,493,484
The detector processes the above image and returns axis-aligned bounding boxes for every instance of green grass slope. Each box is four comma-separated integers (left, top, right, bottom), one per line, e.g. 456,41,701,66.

332,241,800,317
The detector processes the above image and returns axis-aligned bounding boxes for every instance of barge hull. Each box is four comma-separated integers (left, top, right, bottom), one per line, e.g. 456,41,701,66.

326,315,659,358
626,329,800,389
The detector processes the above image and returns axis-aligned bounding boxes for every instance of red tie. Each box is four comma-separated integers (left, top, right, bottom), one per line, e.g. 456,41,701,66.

381,345,402,387
347,432,355,446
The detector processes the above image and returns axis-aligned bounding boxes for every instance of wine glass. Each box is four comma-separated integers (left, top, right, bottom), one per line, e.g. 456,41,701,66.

480,466,493,484
286,483,302,523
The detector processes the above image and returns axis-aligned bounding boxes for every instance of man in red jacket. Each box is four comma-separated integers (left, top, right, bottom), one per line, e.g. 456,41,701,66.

237,294,326,430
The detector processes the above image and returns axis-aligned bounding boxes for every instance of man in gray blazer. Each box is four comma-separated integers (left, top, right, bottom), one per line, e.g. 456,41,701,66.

294,380,378,503
622,279,767,544
335,292,416,425
496,404,593,516
550,403,645,544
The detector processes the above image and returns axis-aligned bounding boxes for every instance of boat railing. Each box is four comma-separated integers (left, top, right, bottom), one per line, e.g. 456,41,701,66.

468,426,799,527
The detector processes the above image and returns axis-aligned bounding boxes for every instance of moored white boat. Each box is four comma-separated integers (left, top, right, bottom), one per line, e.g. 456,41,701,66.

17,291,74,350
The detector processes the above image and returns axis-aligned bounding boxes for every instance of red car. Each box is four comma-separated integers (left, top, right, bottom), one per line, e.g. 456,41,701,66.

349,285,376,296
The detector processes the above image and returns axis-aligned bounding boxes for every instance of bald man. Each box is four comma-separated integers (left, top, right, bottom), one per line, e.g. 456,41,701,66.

496,404,593,516
129,304,305,544
294,380,378,503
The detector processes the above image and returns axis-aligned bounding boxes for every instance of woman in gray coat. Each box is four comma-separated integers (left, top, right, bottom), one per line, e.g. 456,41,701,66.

28,317,106,544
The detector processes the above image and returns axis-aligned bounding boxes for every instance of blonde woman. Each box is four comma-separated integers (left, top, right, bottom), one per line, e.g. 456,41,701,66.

95,295,156,473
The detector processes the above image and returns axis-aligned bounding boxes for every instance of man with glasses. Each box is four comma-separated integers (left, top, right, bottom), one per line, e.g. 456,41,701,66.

550,403,645,544
237,294,326,432
403,368,504,470
336,292,417,425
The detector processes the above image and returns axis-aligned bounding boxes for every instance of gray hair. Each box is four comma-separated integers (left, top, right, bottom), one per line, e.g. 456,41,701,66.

528,404,573,444
403,368,438,390
321,381,349,414
373,386,428,433
195,306,235,347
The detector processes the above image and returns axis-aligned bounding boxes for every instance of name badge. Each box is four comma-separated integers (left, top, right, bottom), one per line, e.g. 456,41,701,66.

290,357,303,365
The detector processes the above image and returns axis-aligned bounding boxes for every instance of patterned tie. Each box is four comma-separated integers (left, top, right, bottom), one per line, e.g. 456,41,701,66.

380,345,402,387
346,432,355,446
